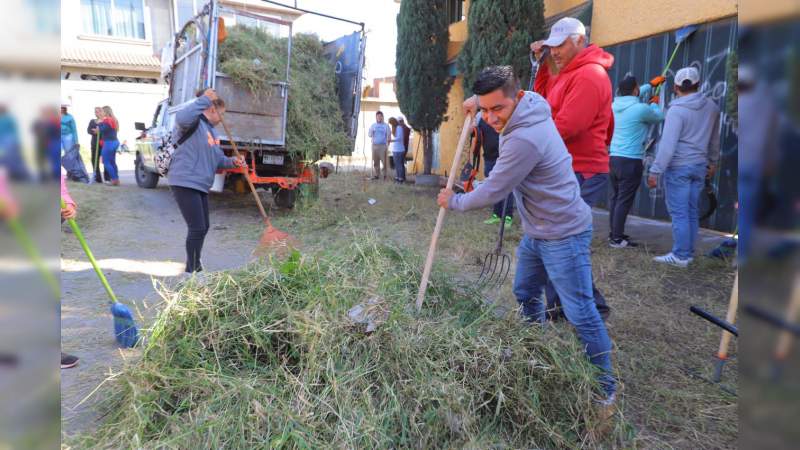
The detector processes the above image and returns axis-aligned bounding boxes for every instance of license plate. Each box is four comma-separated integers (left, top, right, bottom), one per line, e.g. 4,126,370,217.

262,154,284,165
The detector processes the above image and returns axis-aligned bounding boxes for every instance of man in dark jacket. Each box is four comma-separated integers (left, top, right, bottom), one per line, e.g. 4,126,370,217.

87,106,109,183
530,17,614,320
474,114,514,225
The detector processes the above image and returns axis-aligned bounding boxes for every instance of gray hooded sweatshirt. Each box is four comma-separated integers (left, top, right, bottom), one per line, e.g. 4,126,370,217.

449,92,591,240
649,92,721,174
167,95,237,193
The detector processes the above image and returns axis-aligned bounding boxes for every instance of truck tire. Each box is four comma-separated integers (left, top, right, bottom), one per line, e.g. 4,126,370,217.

273,188,296,209
135,154,159,189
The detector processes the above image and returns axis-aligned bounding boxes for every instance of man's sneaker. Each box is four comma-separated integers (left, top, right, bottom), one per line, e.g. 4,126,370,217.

61,353,79,369
609,238,638,248
653,252,690,268
484,214,501,225
504,216,512,227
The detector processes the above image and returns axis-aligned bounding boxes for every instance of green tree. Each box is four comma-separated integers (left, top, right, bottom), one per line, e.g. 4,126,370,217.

396,0,452,175
457,0,546,98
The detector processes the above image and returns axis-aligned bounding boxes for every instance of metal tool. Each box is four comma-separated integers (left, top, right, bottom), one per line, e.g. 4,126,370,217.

477,196,512,289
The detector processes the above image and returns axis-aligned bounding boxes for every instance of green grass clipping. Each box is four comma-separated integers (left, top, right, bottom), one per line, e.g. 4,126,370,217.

218,26,353,161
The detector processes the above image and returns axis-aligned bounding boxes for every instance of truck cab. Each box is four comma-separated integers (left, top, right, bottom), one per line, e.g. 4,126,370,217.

134,0,365,209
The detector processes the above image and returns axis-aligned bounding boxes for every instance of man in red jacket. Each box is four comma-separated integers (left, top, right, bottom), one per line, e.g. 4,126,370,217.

530,17,615,320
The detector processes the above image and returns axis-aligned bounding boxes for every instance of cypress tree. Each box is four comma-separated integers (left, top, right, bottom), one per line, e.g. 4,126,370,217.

396,0,453,175
457,0,546,98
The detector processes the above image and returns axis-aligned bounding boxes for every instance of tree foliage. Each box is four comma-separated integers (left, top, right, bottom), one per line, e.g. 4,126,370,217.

457,0,546,98
396,0,452,174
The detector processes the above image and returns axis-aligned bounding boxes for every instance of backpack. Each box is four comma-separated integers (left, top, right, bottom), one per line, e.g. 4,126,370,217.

155,117,202,176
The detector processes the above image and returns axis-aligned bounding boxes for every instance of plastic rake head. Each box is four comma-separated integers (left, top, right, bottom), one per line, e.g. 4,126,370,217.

110,302,139,348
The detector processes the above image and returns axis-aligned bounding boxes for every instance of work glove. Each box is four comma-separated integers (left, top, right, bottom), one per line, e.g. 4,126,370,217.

649,95,660,105
649,75,666,87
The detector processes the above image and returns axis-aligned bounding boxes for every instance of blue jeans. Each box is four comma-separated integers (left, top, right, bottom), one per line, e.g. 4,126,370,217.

664,163,707,259
513,227,616,396
484,158,514,218
101,140,120,181
575,172,609,208
392,152,406,181
738,169,759,262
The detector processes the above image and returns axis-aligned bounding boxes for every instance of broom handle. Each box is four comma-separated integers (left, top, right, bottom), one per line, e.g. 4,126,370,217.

774,274,800,360
216,111,269,222
61,198,118,304
6,216,60,299
717,273,738,359
416,115,473,311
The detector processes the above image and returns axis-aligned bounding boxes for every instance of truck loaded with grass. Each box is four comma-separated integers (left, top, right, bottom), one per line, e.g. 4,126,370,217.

134,0,364,209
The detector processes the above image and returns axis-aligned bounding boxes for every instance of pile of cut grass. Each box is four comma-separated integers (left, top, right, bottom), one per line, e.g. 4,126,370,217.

76,236,623,448
218,26,352,160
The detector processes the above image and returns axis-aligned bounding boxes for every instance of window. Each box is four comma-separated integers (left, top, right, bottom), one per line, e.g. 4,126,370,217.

446,0,464,25
81,0,146,40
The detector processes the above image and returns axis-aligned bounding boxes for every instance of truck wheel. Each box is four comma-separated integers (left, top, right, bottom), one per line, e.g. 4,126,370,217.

135,154,159,189
273,188,296,209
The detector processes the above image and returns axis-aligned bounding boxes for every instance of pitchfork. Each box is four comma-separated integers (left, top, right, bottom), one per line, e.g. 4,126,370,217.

477,197,512,289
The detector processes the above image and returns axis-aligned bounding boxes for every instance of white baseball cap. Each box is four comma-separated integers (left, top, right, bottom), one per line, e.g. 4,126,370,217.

675,67,700,87
542,17,586,47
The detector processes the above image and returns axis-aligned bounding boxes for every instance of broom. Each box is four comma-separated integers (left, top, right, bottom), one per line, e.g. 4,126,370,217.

61,198,138,347
0,200,60,299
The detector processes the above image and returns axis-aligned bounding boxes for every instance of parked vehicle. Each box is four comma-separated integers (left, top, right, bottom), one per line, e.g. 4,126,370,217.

134,0,365,209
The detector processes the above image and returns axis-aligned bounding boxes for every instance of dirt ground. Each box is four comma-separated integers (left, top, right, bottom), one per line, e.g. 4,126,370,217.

61,163,737,448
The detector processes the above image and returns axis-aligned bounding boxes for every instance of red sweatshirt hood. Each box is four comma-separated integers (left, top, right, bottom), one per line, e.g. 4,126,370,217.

560,44,614,75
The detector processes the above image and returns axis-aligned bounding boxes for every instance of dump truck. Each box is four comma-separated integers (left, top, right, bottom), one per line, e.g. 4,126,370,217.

134,0,365,208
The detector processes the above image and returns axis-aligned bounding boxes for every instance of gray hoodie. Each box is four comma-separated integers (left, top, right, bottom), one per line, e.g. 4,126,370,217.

649,92,721,174
449,92,591,240
167,95,237,193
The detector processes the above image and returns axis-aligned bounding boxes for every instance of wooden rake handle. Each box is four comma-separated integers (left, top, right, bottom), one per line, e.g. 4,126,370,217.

215,108,269,222
416,114,474,311
717,272,738,359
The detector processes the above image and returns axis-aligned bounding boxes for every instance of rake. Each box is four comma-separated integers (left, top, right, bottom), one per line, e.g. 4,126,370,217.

477,196,512,289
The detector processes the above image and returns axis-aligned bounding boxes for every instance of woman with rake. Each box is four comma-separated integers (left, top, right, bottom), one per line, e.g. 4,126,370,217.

168,89,245,275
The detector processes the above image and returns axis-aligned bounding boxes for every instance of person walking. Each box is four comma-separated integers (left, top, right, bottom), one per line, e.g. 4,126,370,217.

647,67,721,268
474,113,514,226
95,106,121,186
368,111,391,180
443,66,616,406
389,117,408,182
530,17,614,320
167,89,244,274
607,75,665,248
87,106,110,184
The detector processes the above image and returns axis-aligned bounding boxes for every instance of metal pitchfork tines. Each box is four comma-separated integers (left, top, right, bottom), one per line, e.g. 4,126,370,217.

478,197,512,289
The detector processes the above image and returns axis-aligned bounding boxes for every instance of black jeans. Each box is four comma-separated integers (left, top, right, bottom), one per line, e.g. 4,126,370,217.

608,156,644,240
90,138,110,183
546,171,610,320
172,186,210,273
484,158,514,218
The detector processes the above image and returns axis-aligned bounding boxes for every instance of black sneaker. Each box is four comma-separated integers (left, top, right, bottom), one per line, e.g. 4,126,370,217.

61,353,79,369
609,238,638,248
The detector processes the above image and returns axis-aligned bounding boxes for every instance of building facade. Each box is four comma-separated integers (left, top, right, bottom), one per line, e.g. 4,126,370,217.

413,0,738,232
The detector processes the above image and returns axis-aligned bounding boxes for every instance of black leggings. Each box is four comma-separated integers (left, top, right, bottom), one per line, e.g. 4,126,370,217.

172,186,210,273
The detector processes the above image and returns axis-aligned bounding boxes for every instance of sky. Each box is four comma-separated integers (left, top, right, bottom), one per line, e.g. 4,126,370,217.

289,0,400,82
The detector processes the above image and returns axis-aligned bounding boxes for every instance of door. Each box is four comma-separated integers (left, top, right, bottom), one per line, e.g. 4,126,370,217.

323,30,367,142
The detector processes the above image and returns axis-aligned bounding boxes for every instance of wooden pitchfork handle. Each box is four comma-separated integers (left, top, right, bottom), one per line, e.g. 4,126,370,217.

717,273,739,360
214,106,269,222
416,114,474,311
